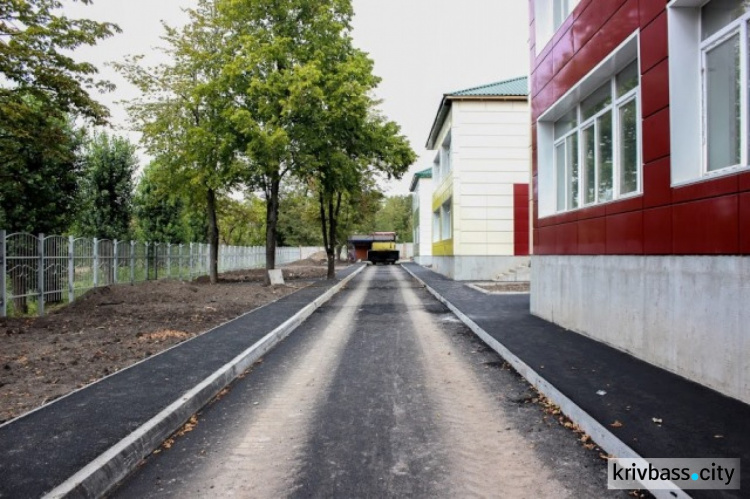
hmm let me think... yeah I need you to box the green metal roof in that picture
[409,167,433,192]
[448,76,528,97]
[415,167,432,178]
[426,76,529,149]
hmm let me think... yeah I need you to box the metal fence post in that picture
[167,243,171,279]
[1,230,5,317]
[38,233,45,317]
[189,242,194,279]
[93,238,99,288]
[68,235,74,303]
[145,242,150,281]
[113,239,119,284]
[130,241,135,284]
[178,243,184,280]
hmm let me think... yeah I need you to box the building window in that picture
[441,199,452,240]
[433,210,441,242]
[701,0,749,172]
[535,0,581,51]
[668,0,750,184]
[440,132,452,178]
[550,60,640,213]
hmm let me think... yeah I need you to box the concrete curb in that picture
[402,264,689,499]
[44,264,367,499]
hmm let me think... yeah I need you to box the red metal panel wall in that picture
[529,0,750,256]
[513,184,530,256]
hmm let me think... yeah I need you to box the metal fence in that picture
[0,230,322,318]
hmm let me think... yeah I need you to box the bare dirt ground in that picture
[0,254,344,424]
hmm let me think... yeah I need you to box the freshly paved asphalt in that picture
[111,265,619,498]
[0,265,361,499]
[403,262,750,499]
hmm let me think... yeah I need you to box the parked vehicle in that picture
[367,232,400,265]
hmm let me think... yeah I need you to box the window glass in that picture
[705,33,742,170]
[582,125,596,204]
[597,112,614,201]
[442,200,452,239]
[567,134,580,208]
[556,143,567,211]
[616,60,639,97]
[619,99,639,194]
[702,0,749,40]
[581,82,612,121]
[554,108,578,139]
[433,211,440,241]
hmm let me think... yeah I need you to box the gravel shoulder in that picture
[0,257,345,424]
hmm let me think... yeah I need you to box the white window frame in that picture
[441,199,452,241]
[433,210,441,242]
[668,0,750,185]
[699,7,750,174]
[537,33,641,218]
[552,77,641,212]
[535,0,582,53]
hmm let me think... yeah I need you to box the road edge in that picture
[402,264,689,499]
[44,264,367,499]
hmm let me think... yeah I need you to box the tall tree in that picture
[73,132,137,239]
[116,0,240,283]
[218,0,358,280]
[0,0,119,126]
[291,44,416,277]
[0,102,83,234]
[0,0,119,233]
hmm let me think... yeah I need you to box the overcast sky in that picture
[63,0,530,196]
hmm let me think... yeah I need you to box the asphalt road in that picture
[110,265,627,498]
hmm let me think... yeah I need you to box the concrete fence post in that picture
[38,233,45,317]
[0,230,5,317]
[68,236,74,303]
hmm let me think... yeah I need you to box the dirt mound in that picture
[0,277,306,424]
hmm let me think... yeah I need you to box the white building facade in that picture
[409,168,433,265]
[426,77,532,281]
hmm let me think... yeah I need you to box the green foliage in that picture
[116,0,243,282]
[277,187,324,247]
[0,0,120,125]
[0,1,117,234]
[217,196,266,246]
[373,195,414,242]
[133,161,192,243]
[72,132,137,239]
[0,100,84,234]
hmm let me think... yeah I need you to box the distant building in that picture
[409,167,433,265]
[425,77,531,281]
[530,0,750,403]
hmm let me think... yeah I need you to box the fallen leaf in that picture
[652,417,663,425]
[610,420,623,428]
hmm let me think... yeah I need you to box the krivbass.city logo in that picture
[608,458,740,490]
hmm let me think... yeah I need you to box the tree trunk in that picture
[264,176,281,285]
[207,188,219,284]
[325,192,342,280]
